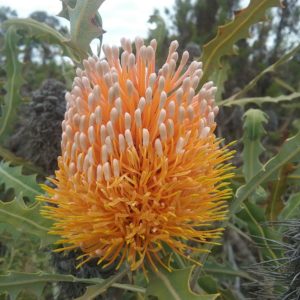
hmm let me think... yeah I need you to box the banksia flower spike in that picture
[40,38,234,272]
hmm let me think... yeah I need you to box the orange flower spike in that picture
[39,37,234,272]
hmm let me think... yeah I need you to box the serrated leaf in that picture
[242,109,268,182]
[200,0,282,83]
[221,92,300,107]
[3,18,85,63]
[231,131,300,213]
[146,267,219,300]
[58,0,77,19]
[0,27,23,143]
[279,192,300,221]
[0,197,56,247]
[0,161,42,200]
[67,0,104,54]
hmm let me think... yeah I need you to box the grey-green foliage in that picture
[58,0,105,55]
[0,161,42,200]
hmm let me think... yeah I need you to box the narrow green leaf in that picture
[279,192,300,221]
[3,18,85,62]
[0,27,23,143]
[209,59,230,103]
[266,164,292,221]
[229,43,300,100]
[242,109,268,182]
[0,161,42,200]
[231,131,300,213]
[0,197,56,246]
[75,269,127,300]
[0,272,94,300]
[146,267,219,300]
[200,0,282,83]
[238,201,280,260]
[203,261,255,281]
[0,270,133,300]
[221,92,300,107]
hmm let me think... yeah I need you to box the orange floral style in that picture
[39,38,234,272]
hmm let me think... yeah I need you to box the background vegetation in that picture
[0,0,299,299]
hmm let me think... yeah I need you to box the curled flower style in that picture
[40,37,234,272]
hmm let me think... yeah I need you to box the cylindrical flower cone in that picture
[39,37,234,272]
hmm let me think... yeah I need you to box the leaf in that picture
[221,92,300,108]
[75,269,127,300]
[231,130,300,213]
[279,192,300,221]
[242,109,268,182]
[146,267,219,300]
[58,0,77,19]
[0,270,128,300]
[238,201,280,259]
[3,18,85,63]
[209,59,230,103]
[200,0,283,83]
[0,197,56,246]
[0,26,23,143]
[266,164,293,221]
[203,261,255,281]
[197,275,218,294]
[66,0,105,54]
[229,43,300,100]
[0,272,94,300]
[0,161,42,200]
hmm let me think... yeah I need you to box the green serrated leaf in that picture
[242,109,268,182]
[67,0,104,54]
[146,267,219,300]
[221,92,300,107]
[279,192,300,221]
[0,197,56,246]
[3,18,85,63]
[231,130,300,213]
[58,0,77,19]
[200,0,282,84]
[0,26,23,143]
[0,161,42,200]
